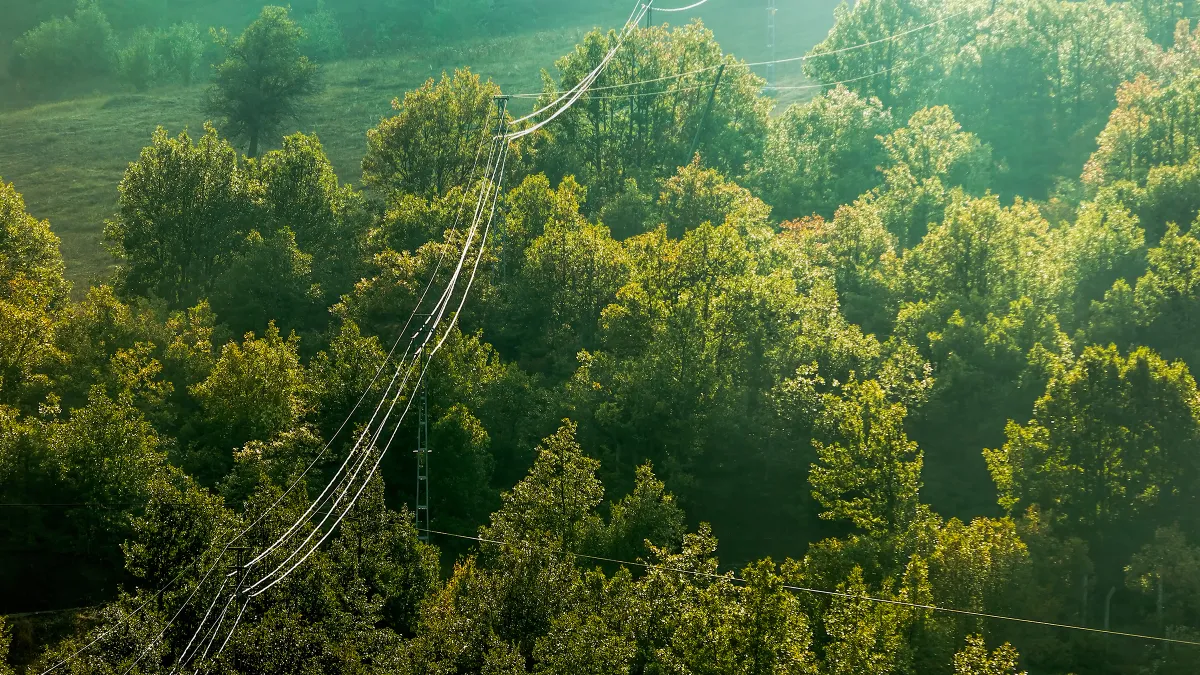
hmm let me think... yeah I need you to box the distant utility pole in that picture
[645,3,653,28]
[766,0,777,90]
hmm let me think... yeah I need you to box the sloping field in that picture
[0,0,838,287]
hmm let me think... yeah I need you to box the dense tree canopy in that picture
[8,3,1200,674]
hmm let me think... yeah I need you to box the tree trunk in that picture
[249,129,260,158]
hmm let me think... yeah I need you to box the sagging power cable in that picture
[423,528,1200,649]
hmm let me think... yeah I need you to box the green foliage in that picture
[309,319,386,438]
[371,186,469,257]
[953,635,1026,675]
[810,379,923,535]
[947,0,1152,196]
[751,85,895,221]
[114,21,207,92]
[804,0,948,111]
[809,0,1154,197]
[0,386,167,610]
[880,106,991,195]
[362,68,501,198]
[486,420,604,548]
[821,566,915,675]
[532,611,635,675]
[299,1,346,61]
[492,173,589,279]
[653,557,818,675]
[155,22,205,86]
[507,209,627,376]
[598,178,655,240]
[189,323,311,477]
[106,126,360,335]
[105,124,253,307]
[207,5,320,157]
[601,463,685,561]
[0,178,69,305]
[1127,0,1197,46]
[0,616,12,675]
[530,21,771,207]
[0,179,69,407]
[1085,76,1197,187]
[18,6,1200,674]
[658,157,772,241]
[985,345,1200,553]
[928,517,1032,618]
[12,0,116,90]
[210,228,321,337]
[1131,223,1200,364]
[1124,526,1200,629]
[903,194,1053,319]
[431,403,495,528]
[1057,190,1146,320]
[255,131,367,291]
[117,27,158,92]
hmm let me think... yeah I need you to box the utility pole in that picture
[766,0,777,91]
[645,2,653,28]
[414,316,433,542]
[1157,573,1165,634]
[414,355,430,542]
[493,96,510,279]
[229,545,251,594]
[1104,586,1116,630]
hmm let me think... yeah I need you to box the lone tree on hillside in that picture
[206,6,319,157]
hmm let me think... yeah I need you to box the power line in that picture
[764,32,951,91]
[244,103,517,599]
[506,7,971,99]
[505,1,653,139]
[511,0,649,125]
[655,0,711,11]
[422,528,1200,649]
[38,78,509,675]
[502,28,954,108]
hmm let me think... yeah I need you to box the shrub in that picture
[155,23,205,86]
[13,0,116,87]
[299,1,346,61]
[118,27,159,92]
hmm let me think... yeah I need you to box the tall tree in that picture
[530,21,770,208]
[810,379,924,535]
[104,125,254,307]
[750,86,894,221]
[0,178,69,305]
[985,345,1200,558]
[0,180,68,406]
[207,5,320,158]
[363,68,502,198]
[485,420,604,549]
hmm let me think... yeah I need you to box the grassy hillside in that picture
[0,0,839,288]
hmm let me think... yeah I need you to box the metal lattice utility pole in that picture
[766,0,777,90]
[414,329,431,542]
[494,96,511,279]
[230,545,251,594]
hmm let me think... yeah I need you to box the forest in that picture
[2,0,1200,673]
